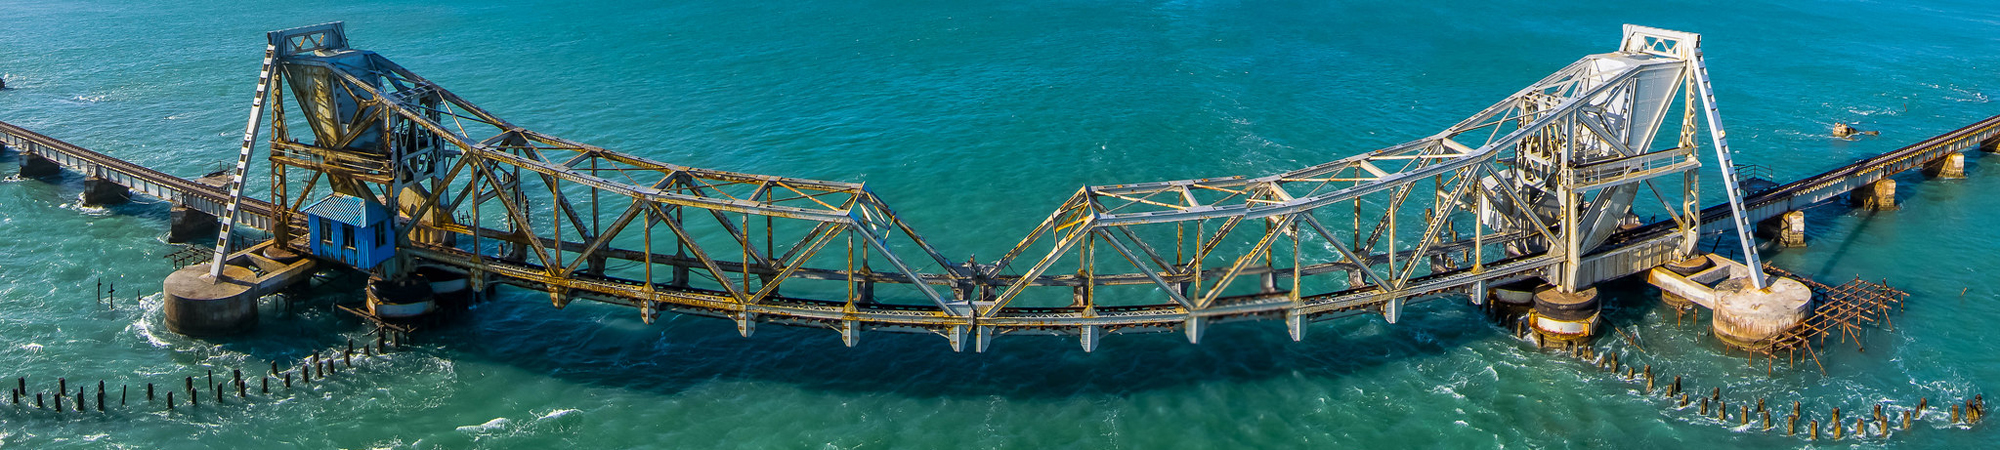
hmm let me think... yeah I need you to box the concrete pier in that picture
[1851,179,1898,211]
[1758,210,1807,248]
[162,265,260,336]
[18,153,59,178]
[1710,277,1811,350]
[162,242,317,336]
[1656,256,1713,310]
[167,205,219,243]
[80,176,130,205]
[1648,255,1810,350]
[1924,153,1965,179]
[416,266,473,311]
[1486,279,1540,321]
[366,276,436,319]
[1531,287,1600,346]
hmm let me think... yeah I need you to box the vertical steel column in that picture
[208,42,279,279]
[1691,49,1769,290]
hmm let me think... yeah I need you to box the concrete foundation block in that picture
[160,242,316,338]
[1852,179,1898,211]
[1711,277,1811,350]
[163,265,260,336]
[1923,153,1965,179]
[367,275,437,319]
[80,176,129,205]
[1532,287,1600,344]
[1766,210,1807,248]
[167,205,219,243]
[1482,279,1542,322]
[1490,281,1539,306]
[18,153,59,178]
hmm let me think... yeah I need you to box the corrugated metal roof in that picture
[303,194,385,225]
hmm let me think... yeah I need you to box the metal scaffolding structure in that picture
[244,23,1734,350]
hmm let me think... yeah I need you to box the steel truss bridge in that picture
[15,24,1985,352]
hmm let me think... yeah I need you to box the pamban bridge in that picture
[2,23,1991,362]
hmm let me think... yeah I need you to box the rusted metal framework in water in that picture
[1754,265,1909,373]
[231,23,1735,351]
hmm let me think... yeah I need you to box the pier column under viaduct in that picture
[1757,210,1807,248]
[1852,179,1898,211]
[18,153,58,178]
[167,206,218,243]
[80,176,129,205]
[1924,153,1966,179]
[1531,286,1600,349]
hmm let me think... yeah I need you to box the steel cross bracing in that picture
[248,23,1722,351]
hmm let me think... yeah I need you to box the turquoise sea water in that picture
[3,0,2000,447]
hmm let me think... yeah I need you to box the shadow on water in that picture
[1804,208,1882,281]
[1797,169,1946,281]
[385,287,1510,400]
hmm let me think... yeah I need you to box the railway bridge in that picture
[4,23,1994,352]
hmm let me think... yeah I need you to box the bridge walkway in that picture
[0,120,279,232]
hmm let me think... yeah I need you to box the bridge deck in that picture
[3,113,1995,342]
[1608,114,2000,247]
[0,121,278,232]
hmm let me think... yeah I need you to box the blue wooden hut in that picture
[303,194,396,269]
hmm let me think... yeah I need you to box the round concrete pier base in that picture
[367,276,436,319]
[1661,291,1694,310]
[162,265,260,336]
[1711,277,1811,350]
[1532,287,1601,345]
[1491,282,1538,306]
[415,267,472,311]
[1486,280,1541,322]
[262,245,303,264]
[1662,256,1713,276]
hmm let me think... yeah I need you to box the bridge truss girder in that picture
[252,23,1718,351]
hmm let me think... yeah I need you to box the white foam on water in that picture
[130,314,171,349]
[1429,383,1465,400]
[456,417,510,434]
[537,408,582,421]
[60,201,110,216]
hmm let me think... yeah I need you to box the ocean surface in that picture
[3,0,1999,448]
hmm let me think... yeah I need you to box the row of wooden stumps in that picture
[1564,347,1985,440]
[4,328,412,415]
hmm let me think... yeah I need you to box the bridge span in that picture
[4,23,1995,351]
[0,121,279,233]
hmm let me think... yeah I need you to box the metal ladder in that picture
[1691,49,1770,290]
[207,43,278,280]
